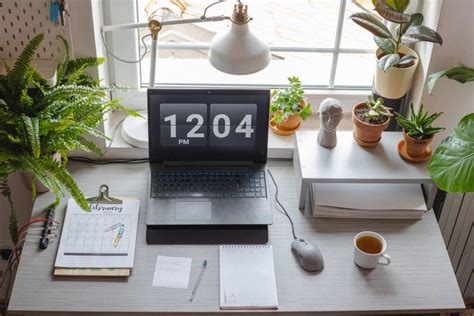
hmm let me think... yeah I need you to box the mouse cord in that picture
[267,169,298,240]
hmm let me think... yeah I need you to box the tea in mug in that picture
[356,235,383,254]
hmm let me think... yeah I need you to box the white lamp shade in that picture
[208,23,271,75]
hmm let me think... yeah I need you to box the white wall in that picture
[420,0,474,148]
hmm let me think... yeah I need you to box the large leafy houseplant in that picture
[349,0,443,99]
[427,64,474,193]
[350,0,443,71]
[0,33,137,243]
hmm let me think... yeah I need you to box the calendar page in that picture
[55,198,140,268]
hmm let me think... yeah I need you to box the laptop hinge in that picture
[163,161,254,167]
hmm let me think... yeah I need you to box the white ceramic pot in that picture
[374,46,419,99]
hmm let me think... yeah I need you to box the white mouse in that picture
[291,238,325,271]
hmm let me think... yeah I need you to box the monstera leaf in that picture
[429,113,474,193]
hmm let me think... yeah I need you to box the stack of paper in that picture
[219,245,278,310]
[54,198,140,277]
[311,183,427,219]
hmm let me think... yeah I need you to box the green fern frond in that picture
[66,57,105,76]
[8,33,44,86]
[21,116,41,158]
[56,35,70,83]
[0,177,18,244]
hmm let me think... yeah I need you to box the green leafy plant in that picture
[0,33,138,243]
[426,64,474,193]
[270,77,312,125]
[365,95,393,121]
[428,64,474,94]
[395,103,444,140]
[428,114,473,193]
[349,0,443,71]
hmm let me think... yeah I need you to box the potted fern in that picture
[269,76,312,135]
[0,33,137,244]
[395,104,444,162]
[352,95,393,147]
[349,0,443,99]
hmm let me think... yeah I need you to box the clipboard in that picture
[86,184,122,205]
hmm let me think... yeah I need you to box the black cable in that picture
[267,169,298,240]
[69,157,149,164]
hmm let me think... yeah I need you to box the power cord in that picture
[100,31,151,64]
[69,157,149,164]
[267,169,298,240]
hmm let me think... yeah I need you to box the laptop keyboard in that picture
[151,171,267,199]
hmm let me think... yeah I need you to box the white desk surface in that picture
[8,160,465,315]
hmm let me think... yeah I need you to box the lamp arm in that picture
[101,15,227,33]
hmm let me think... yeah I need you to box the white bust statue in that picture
[318,98,343,148]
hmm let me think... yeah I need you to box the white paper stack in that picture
[311,183,427,219]
[219,245,278,310]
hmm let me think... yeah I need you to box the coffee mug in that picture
[353,231,391,269]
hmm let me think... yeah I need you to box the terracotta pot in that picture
[352,103,390,147]
[403,130,433,158]
[270,99,307,133]
[374,46,419,99]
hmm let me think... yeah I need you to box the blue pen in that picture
[189,260,207,302]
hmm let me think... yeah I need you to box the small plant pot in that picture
[374,46,419,99]
[352,103,390,147]
[269,99,306,135]
[403,130,433,158]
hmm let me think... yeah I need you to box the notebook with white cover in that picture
[219,245,278,310]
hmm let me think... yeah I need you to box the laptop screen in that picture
[148,89,269,164]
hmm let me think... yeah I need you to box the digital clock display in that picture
[148,89,269,163]
[159,103,257,147]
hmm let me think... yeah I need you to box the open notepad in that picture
[219,245,278,310]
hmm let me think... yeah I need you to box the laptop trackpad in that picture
[174,202,212,220]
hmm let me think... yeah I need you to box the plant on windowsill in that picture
[269,76,312,136]
[0,33,139,244]
[349,0,443,99]
[352,95,393,147]
[395,104,444,163]
[426,64,474,192]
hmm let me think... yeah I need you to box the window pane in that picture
[140,51,332,87]
[334,53,373,87]
[137,1,340,48]
[340,0,377,49]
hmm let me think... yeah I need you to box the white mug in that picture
[353,231,391,269]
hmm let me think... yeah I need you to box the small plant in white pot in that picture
[349,0,443,99]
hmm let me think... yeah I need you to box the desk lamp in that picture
[101,1,271,148]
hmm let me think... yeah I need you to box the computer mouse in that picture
[291,238,324,272]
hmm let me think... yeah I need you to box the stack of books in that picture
[311,183,427,219]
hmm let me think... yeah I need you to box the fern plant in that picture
[0,33,138,244]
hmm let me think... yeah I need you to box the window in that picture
[104,0,376,88]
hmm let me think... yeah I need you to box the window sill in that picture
[103,110,355,160]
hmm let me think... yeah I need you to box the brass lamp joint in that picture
[230,2,252,25]
[148,20,162,40]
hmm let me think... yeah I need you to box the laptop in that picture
[146,89,272,244]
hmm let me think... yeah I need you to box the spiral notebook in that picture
[219,245,278,310]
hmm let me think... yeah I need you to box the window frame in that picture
[103,0,375,110]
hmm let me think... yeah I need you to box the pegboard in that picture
[0,0,71,60]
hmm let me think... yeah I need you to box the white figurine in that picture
[318,98,343,148]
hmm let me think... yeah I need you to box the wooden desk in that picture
[8,161,465,315]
